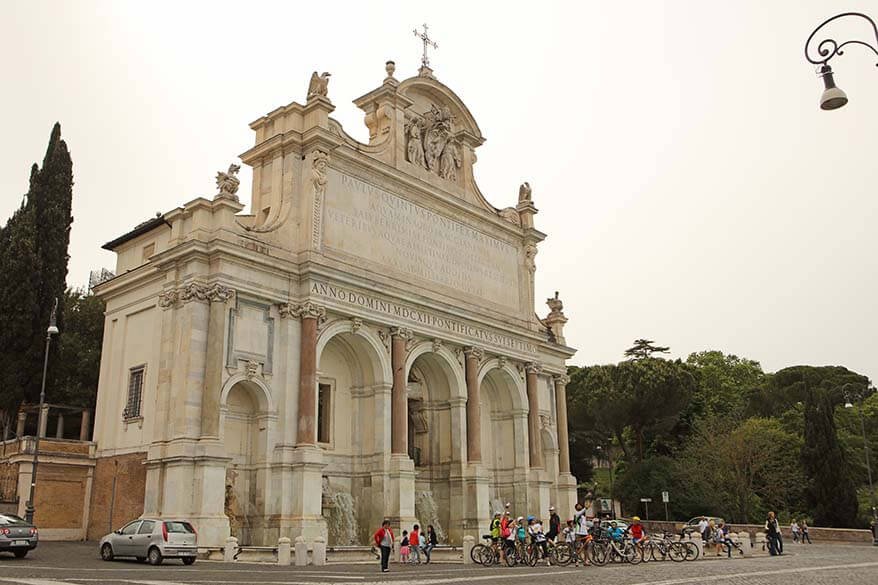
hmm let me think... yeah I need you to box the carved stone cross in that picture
[413,23,438,68]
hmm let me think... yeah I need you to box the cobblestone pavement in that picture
[0,542,875,585]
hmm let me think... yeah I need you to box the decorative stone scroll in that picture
[404,104,462,182]
[158,282,236,309]
[525,362,543,375]
[311,149,330,248]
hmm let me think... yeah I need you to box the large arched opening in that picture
[316,322,391,545]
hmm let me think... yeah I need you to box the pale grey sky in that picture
[1,1,876,381]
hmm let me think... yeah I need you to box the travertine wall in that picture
[33,463,89,530]
[86,453,146,539]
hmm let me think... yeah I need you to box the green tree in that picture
[624,339,670,360]
[0,123,74,435]
[802,380,861,527]
[685,350,764,421]
[53,289,105,408]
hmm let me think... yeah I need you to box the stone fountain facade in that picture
[90,61,577,548]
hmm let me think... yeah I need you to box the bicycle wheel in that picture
[685,541,699,561]
[470,543,490,565]
[624,542,642,565]
[503,544,517,567]
[589,541,609,566]
[552,543,573,566]
[668,541,687,562]
[525,544,539,567]
[639,543,652,563]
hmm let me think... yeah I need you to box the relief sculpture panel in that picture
[322,169,520,310]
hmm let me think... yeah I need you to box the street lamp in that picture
[804,12,878,110]
[843,385,877,546]
[24,298,59,524]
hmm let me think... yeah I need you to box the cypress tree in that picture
[0,123,73,432]
[802,381,860,527]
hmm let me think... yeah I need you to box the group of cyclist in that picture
[480,502,662,567]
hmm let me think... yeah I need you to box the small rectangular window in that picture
[317,382,331,443]
[142,243,155,262]
[125,366,145,419]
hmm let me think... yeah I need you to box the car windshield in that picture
[0,514,28,526]
[164,521,195,534]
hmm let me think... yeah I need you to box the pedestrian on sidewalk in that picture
[424,525,437,564]
[765,512,781,556]
[801,520,812,544]
[410,524,421,564]
[547,506,561,542]
[400,530,410,563]
[373,520,394,573]
[790,519,800,543]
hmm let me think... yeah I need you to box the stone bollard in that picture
[312,536,326,566]
[294,536,308,566]
[462,535,475,565]
[277,537,291,566]
[754,532,766,553]
[223,536,238,563]
[740,533,752,557]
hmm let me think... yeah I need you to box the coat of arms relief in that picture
[405,104,462,182]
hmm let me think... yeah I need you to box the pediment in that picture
[397,77,485,147]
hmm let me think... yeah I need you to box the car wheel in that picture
[147,547,163,566]
[100,543,114,561]
[13,549,28,558]
[182,557,196,565]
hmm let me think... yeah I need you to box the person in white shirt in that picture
[573,503,590,539]
[697,517,709,541]
[790,519,800,543]
[527,517,550,566]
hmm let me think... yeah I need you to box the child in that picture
[400,530,410,564]
[563,520,576,545]
[528,516,550,566]
[410,524,421,564]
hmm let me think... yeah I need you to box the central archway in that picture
[405,342,466,542]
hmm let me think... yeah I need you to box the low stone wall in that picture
[641,520,872,543]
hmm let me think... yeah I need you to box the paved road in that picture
[0,542,875,585]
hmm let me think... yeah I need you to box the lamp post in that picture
[805,12,878,110]
[24,298,59,525]
[843,385,877,546]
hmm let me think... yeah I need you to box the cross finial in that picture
[413,23,438,69]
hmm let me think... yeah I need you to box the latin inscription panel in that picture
[322,170,520,309]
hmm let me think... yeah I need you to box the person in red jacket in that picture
[373,520,394,572]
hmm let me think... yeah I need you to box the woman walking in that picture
[801,520,812,544]
[373,520,394,573]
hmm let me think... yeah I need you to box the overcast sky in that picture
[2,1,876,382]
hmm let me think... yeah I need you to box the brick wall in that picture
[34,463,89,529]
[86,453,147,539]
[0,460,17,501]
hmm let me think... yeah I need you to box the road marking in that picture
[624,561,878,585]
[0,579,73,585]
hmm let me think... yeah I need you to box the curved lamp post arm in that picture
[805,12,878,67]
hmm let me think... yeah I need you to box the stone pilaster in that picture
[553,374,576,520]
[464,346,483,463]
[525,363,543,469]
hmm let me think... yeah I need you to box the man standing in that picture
[373,520,394,572]
[698,516,709,541]
[547,506,561,542]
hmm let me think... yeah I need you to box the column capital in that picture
[553,374,570,386]
[389,326,413,340]
[525,362,543,375]
[278,301,327,321]
[463,346,484,360]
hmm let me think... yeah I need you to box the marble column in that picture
[525,363,543,469]
[553,375,571,473]
[464,346,483,463]
[390,327,410,455]
[38,404,49,439]
[296,303,325,445]
[16,411,26,438]
[79,410,91,441]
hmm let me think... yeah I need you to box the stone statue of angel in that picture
[439,141,461,181]
[406,120,427,168]
[518,181,532,203]
[216,164,241,200]
[308,71,331,99]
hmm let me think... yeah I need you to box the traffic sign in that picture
[662,491,669,503]
[640,497,652,502]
